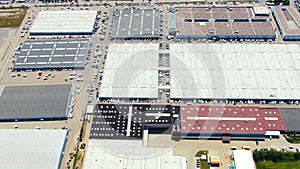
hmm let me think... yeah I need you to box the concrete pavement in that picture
[148,134,300,169]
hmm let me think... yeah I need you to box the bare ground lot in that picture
[0,8,27,28]
[0,28,11,45]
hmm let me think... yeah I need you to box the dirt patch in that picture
[0,8,27,28]
[0,28,11,45]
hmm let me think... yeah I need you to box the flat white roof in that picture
[0,129,68,169]
[253,7,269,15]
[30,10,97,34]
[86,105,94,114]
[83,139,186,169]
[233,150,256,169]
[99,43,159,98]
[170,43,300,99]
[265,130,280,136]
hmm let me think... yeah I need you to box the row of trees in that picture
[285,133,300,144]
[40,0,75,3]
[253,149,300,163]
[267,0,290,5]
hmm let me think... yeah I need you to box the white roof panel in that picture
[0,129,68,169]
[30,10,97,34]
[253,7,269,15]
[99,43,159,98]
[170,43,300,99]
[82,140,186,169]
[86,105,94,114]
[265,130,280,136]
[232,150,256,169]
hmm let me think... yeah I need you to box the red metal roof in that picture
[179,106,286,134]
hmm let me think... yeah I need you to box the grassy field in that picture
[195,150,210,169]
[254,149,300,169]
[195,150,208,157]
[256,160,300,169]
[0,8,27,28]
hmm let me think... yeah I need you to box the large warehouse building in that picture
[99,43,159,99]
[170,43,300,101]
[0,129,68,169]
[111,9,161,39]
[83,140,186,169]
[98,43,300,102]
[13,39,88,70]
[0,84,73,121]
[232,150,256,169]
[90,104,180,139]
[170,7,276,40]
[272,6,300,41]
[30,10,98,35]
[177,106,286,140]
[90,103,286,141]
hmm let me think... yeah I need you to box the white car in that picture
[68,114,73,119]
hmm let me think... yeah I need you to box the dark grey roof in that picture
[281,108,300,131]
[0,84,73,121]
[13,39,88,70]
[111,9,161,39]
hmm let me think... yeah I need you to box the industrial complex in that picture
[90,104,289,141]
[1,1,300,169]
[99,43,300,102]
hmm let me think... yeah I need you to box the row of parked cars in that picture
[294,0,300,12]
[259,146,299,153]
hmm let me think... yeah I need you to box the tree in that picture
[282,153,294,162]
[283,0,290,5]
